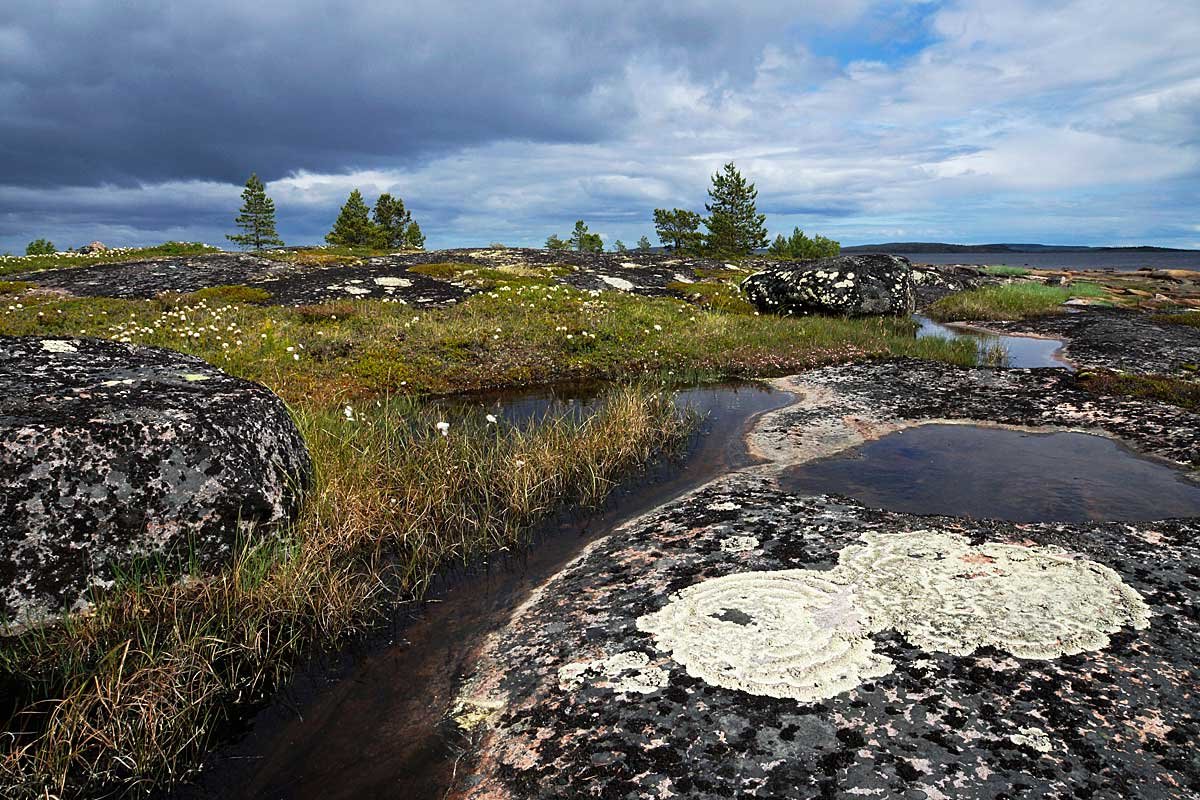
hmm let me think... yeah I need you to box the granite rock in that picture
[0,336,311,624]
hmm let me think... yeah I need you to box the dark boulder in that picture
[0,336,312,625]
[741,253,917,317]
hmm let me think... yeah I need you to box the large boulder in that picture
[741,253,917,317]
[0,336,312,625]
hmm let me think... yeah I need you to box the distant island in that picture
[842,242,1196,254]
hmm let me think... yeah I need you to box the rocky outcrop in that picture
[741,253,917,317]
[0,336,311,625]
[449,360,1200,800]
[13,248,744,307]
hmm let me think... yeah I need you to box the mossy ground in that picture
[0,243,218,278]
[1076,369,1200,413]
[0,281,980,407]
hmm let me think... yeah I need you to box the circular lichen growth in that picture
[638,530,1151,702]
[839,531,1151,659]
[636,570,893,702]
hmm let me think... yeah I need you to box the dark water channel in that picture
[914,314,1071,369]
[782,423,1200,523]
[173,382,792,800]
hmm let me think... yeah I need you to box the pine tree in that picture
[404,220,426,250]
[25,238,56,255]
[653,208,702,253]
[371,193,412,249]
[546,233,569,251]
[568,220,603,252]
[768,227,840,261]
[637,235,652,251]
[227,173,283,251]
[702,162,768,259]
[326,189,375,247]
[614,239,627,253]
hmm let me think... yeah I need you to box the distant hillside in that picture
[842,242,1194,254]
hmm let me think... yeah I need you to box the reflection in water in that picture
[781,424,1200,523]
[914,315,1071,370]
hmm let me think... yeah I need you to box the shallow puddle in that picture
[172,381,792,800]
[914,314,1071,369]
[781,423,1200,523]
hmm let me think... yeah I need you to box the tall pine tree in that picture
[371,193,413,248]
[702,162,768,259]
[227,173,283,251]
[326,190,375,246]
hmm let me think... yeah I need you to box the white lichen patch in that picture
[839,531,1151,659]
[373,276,412,287]
[599,275,635,291]
[719,535,760,553]
[178,373,210,382]
[707,501,742,511]
[1010,726,1054,753]
[638,530,1150,702]
[40,339,78,353]
[636,571,893,702]
[558,650,669,695]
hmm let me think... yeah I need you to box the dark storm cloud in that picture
[0,1,831,188]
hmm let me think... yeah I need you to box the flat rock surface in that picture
[0,336,311,623]
[983,308,1200,375]
[451,361,1200,800]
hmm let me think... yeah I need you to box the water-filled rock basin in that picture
[914,314,1071,369]
[781,423,1200,522]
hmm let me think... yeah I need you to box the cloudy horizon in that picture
[2,0,1198,253]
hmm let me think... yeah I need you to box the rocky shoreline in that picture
[449,360,1200,799]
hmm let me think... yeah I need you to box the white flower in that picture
[514,459,526,467]
[436,421,450,436]
[653,324,662,331]
[344,405,355,421]
[486,414,497,424]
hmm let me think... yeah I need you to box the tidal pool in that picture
[914,314,1071,369]
[780,423,1200,523]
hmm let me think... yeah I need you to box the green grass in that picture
[0,243,218,278]
[925,281,1110,322]
[1076,370,1200,413]
[979,265,1031,277]
[667,279,757,314]
[0,385,690,797]
[0,282,981,407]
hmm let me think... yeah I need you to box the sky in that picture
[1,0,1198,253]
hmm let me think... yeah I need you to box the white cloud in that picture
[2,0,1198,250]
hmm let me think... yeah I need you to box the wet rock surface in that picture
[451,361,1200,799]
[0,336,311,624]
[742,254,917,317]
[982,307,1200,375]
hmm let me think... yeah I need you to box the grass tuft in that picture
[925,282,1109,322]
[1076,370,1200,413]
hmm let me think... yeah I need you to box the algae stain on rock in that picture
[637,530,1150,702]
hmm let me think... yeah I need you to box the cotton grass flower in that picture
[486,414,497,424]
[435,421,450,436]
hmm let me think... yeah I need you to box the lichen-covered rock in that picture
[0,336,311,624]
[741,253,917,316]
